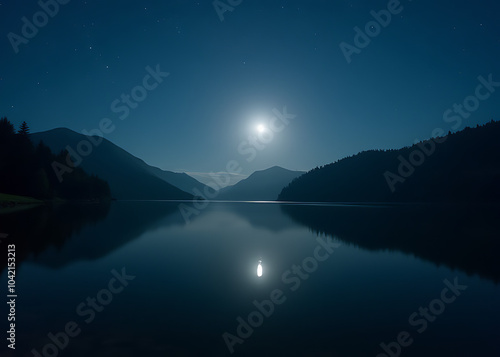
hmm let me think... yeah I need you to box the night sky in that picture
[1,0,499,181]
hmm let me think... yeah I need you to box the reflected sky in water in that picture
[1,201,499,356]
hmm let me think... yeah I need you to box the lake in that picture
[1,201,499,357]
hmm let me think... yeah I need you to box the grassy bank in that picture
[0,193,44,214]
[0,192,43,204]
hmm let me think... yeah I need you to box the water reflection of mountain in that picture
[1,201,181,271]
[215,201,297,232]
[281,203,500,283]
[29,201,183,269]
[0,202,111,273]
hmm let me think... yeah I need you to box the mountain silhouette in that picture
[0,118,110,201]
[218,166,304,201]
[279,121,500,203]
[30,128,205,200]
[145,165,208,195]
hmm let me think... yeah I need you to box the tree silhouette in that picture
[0,117,15,137]
[18,121,30,135]
[0,118,111,201]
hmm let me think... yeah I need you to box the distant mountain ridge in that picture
[217,166,304,201]
[145,165,208,195]
[278,121,500,203]
[30,128,207,200]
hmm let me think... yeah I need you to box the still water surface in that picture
[1,201,499,356]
